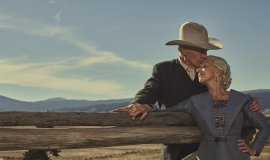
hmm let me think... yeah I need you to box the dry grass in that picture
[0,144,270,160]
[0,144,161,160]
[251,146,270,160]
[0,126,269,160]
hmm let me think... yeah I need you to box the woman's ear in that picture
[215,69,222,77]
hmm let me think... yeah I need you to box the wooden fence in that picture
[0,112,268,151]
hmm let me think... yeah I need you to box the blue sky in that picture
[0,0,269,101]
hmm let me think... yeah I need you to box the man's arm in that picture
[112,103,153,120]
[249,97,260,112]
[238,99,270,156]
[239,97,260,150]
[132,63,162,105]
[113,64,163,120]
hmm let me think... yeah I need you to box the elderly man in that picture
[114,22,259,160]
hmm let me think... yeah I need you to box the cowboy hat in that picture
[166,22,222,50]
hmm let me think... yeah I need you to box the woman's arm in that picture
[166,98,192,113]
[242,100,270,156]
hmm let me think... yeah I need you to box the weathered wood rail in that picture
[0,112,199,151]
[0,112,268,151]
[0,112,196,126]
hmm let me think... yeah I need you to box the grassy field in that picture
[0,144,269,160]
[0,144,161,160]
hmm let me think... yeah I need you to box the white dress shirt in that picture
[179,58,196,81]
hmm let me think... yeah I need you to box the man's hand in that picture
[237,139,257,156]
[249,97,260,112]
[111,103,153,120]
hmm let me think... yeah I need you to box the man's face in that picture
[181,47,207,68]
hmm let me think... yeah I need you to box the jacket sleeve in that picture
[243,100,270,156]
[131,63,162,105]
[165,98,192,113]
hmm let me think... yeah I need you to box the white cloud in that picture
[0,13,151,97]
[49,0,65,4]
[0,14,12,21]
[0,59,124,95]
[0,13,152,70]
[80,52,152,70]
[54,10,63,24]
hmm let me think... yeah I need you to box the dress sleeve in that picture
[243,100,270,156]
[165,98,192,113]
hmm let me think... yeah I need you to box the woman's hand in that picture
[237,139,257,156]
[111,103,153,120]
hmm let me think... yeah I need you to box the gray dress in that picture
[167,90,270,160]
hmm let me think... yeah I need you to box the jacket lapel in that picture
[172,59,187,91]
[224,90,252,135]
[172,59,200,92]
[193,90,252,136]
[193,93,217,136]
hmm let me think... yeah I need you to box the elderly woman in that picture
[114,55,270,160]
[164,55,270,160]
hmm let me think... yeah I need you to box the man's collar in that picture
[179,58,197,81]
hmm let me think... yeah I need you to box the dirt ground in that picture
[0,144,161,160]
[0,144,269,160]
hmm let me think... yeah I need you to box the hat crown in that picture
[180,22,209,44]
[165,21,222,50]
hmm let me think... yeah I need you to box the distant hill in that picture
[0,89,269,112]
[0,96,132,112]
[243,89,270,110]
[53,101,130,112]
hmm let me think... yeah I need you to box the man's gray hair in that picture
[208,55,232,90]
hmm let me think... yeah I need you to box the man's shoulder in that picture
[154,59,178,69]
[156,59,177,65]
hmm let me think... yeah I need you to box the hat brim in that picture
[165,37,222,50]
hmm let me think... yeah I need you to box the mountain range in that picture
[0,95,132,112]
[0,89,269,112]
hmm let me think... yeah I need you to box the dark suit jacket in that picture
[132,59,207,109]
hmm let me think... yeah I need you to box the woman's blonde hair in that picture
[208,55,232,90]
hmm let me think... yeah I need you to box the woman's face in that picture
[196,57,220,84]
